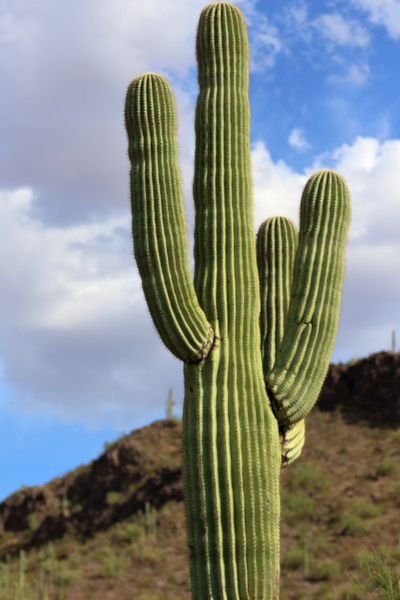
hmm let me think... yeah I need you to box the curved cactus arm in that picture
[280,419,305,467]
[266,170,351,427]
[256,216,305,466]
[125,74,214,363]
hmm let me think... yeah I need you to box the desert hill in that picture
[1,350,400,600]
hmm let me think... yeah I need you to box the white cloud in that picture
[0,0,203,225]
[288,128,311,151]
[349,0,400,38]
[252,141,307,230]
[313,12,370,47]
[249,19,282,70]
[311,136,400,360]
[1,134,400,425]
[0,188,182,428]
[328,63,370,85]
[252,135,400,363]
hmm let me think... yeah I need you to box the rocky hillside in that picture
[0,420,183,556]
[319,351,400,427]
[0,350,400,600]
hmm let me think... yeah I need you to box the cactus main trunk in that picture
[184,7,281,600]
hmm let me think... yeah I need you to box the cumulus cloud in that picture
[310,136,400,360]
[0,0,203,226]
[252,135,400,363]
[0,188,182,428]
[1,135,400,426]
[349,0,400,38]
[252,141,307,230]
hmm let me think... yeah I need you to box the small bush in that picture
[27,513,42,532]
[114,523,144,544]
[340,514,370,536]
[287,462,331,492]
[351,498,383,519]
[281,490,316,519]
[93,547,120,579]
[105,491,124,505]
[347,546,400,599]
[376,458,398,477]
[333,584,360,600]
[307,559,341,581]
[281,547,304,570]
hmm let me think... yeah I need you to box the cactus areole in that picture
[124,2,351,599]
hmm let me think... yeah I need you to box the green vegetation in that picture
[124,1,350,597]
[348,546,400,599]
[1,409,400,599]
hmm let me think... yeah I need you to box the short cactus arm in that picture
[125,74,214,363]
[266,170,351,427]
[256,216,305,466]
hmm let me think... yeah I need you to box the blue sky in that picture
[0,0,400,501]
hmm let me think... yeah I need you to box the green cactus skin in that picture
[256,216,305,468]
[124,2,351,599]
[125,73,214,364]
[265,170,351,429]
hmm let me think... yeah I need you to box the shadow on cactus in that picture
[124,2,351,599]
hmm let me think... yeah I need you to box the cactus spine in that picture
[124,2,351,599]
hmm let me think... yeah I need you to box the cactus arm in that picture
[256,216,306,466]
[266,170,351,427]
[256,217,298,378]
[124,74,214,363]
[280,419,306,467]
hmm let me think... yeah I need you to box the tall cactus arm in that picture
[266,170,351,427]
[125,74,214,363]
[256,217,298,378]
[256,216,305,467]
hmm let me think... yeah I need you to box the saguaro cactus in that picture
[124,2,351,599]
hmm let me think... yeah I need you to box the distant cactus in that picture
[165,388,176,420]
[124,2,351,598]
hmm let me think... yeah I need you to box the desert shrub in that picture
[347,546,400,599]
[286,462,331,492]
[340,514,370,536]
[27,513,42,532]
[93,547,120,579]
[392,542,400,562]
[333,584,361,600]
[114,522,144,544]
[103,440,117,452]
[105,491,124,505]
[376,458,398,477]
[58,562,81,585]
[307,559,341,581]
[281,547,304,570]
[340,551,359,571]
[351,498,383,519]
[281,490,316,519]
